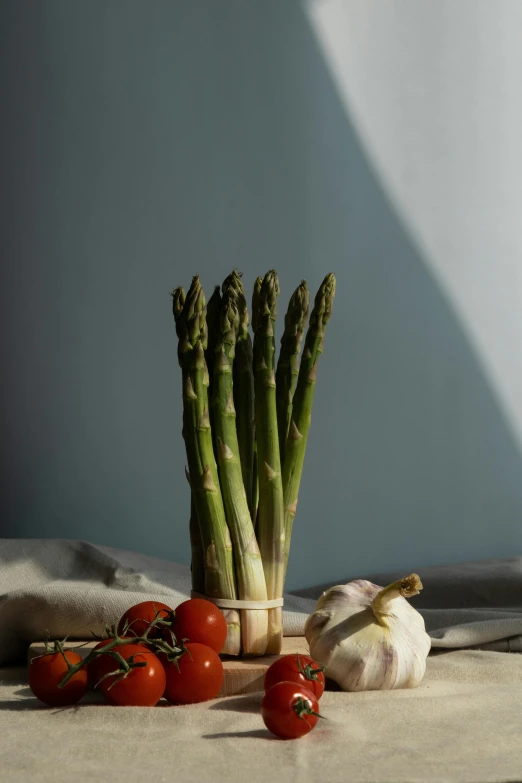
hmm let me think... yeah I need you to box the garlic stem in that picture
[370,574,423,622]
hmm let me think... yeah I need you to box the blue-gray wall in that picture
[2,0,521,589]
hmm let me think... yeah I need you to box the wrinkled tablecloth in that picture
[1,650,522,783]
[2,539,522,783]
[1,539,522,663]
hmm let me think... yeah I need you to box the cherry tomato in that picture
[29,650,87,707]
[160,642,224,704]
[88,639,112,689]
[264,654,326,700]
[261,681,321,739]
[117,600,174,639]
[87,638,148,689]
[171,598,227,654]
[98,644,166,706]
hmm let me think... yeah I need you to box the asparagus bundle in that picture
[173,278,240,654]
[171,270,336,656]
[211,285,268,654]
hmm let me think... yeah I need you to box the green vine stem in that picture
[33,611,187,690]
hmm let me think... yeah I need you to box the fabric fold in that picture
[1,539,521,664]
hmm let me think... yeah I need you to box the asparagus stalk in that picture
[251,276,263,334]
[172,286,186,322]
[175,276,240,654]
[204,286,222,394]
[282,273,336,575]
[212,286,269,654]
[187,496,205,593]
[275,281,310,462]
[204,286,222,459]
[253,270,285,654]
[172,287,205,595]
[251,276,263,532]
[222,271,256,522]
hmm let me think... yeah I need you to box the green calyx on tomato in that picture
[158,639,191,671]
[292,696,322,721]
[296,653,326,682]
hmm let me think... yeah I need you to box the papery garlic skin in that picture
[305,575,431,692]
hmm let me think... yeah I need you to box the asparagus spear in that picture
[212,286,269,654]
[222,271,256,521]
[282,273,336,575]
[204,285,222,458]
[172,287,205,595]
[172,286,186,322]
[175,276,240,653]
[204,286,222,393]
[251,276,263,531]
[253,270,285,654]
[184,471,205,593]
[275,281,310,462]
[251,276,263,334]
[187,498,205,593]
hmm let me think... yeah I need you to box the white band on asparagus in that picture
[190,592,284,610]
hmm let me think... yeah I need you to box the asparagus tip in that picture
[171,286,186,324]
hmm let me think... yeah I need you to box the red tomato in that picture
[264,654,326,700]
[98,644,166,706]
[87,639,113,689]
[117,600,174,639]
[29,650,87,707]
[160,642,224,704]
[261,682,321,739]
[87,638,148,689]
[171,598,227,654]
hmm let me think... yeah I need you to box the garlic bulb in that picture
[304,574,431,691]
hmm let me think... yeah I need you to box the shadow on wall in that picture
[1,0,521,589]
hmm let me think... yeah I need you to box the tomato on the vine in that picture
[88,639,114,689]
[264,654,326,700]
[87,638,149,689]
[117,600,174,639]
[29,650,87,707]
[171,598,227,654]
[98,644,166,706]
[261,682,321,739]
[160,642,223,704]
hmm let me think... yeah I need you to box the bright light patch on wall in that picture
[304,0,522,450]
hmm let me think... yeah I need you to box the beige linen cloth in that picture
[1,539,522,782]
[1,539,522,663]
[1,652,522,782]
